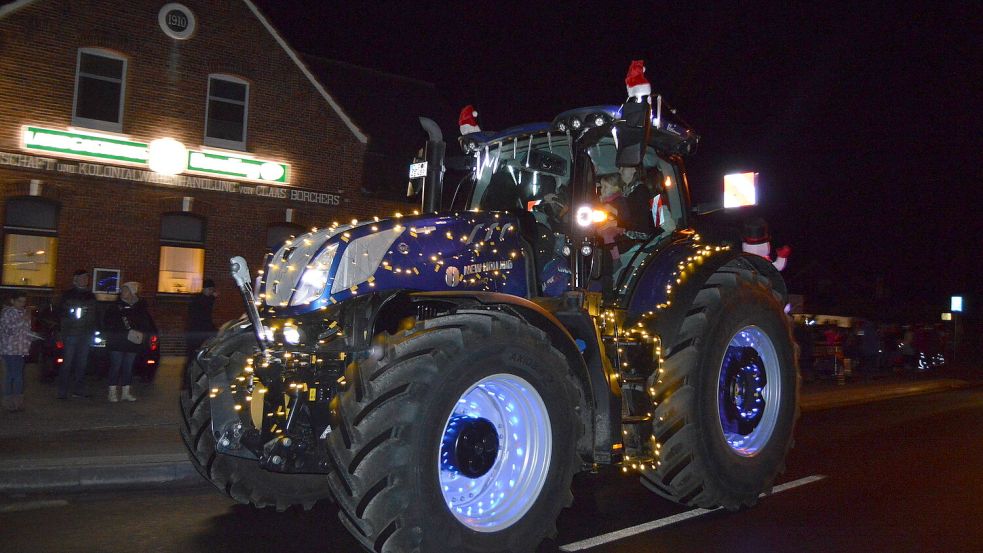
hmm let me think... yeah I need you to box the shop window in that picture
[266,222,306,251]
[72,48,127,132]
[158,213,205,294]
[205,75,249,150]
[2,197,59,288]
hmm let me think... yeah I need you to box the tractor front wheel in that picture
[326,310,584,553]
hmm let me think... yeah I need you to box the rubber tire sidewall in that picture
[413,336,578,552]
[694,282,798,500]
[181,329,333,510]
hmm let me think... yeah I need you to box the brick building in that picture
[0,0,422,353]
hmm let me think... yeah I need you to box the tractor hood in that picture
[260,212,529,316]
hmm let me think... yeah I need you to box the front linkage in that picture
[208,257,375,475]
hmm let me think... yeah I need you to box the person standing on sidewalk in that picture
[183,278,218,389]
[1,291,34,412]
[103,282,156,402]
[56,269,98,399]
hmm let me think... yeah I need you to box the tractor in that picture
[181,61,798,553]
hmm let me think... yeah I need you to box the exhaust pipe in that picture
[419,117,445,214]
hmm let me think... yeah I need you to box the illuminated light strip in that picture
[559,474,827,551]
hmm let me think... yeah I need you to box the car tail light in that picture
[56,340,64,350]
[150,335,159,351]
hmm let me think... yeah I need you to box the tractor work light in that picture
[723,172,758,208]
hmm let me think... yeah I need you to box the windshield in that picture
[587,137,686,236]
[466,133,572,212]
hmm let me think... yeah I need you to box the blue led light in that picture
[437,374,553,532]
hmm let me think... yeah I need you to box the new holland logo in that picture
[445,266,462,287]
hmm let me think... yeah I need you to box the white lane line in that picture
[560,474,827,551]
[0,499,70,513]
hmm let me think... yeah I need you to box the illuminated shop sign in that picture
[187,151,288,183]
[20,126,289,183]
[23,126,148,164]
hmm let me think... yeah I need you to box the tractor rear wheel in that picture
[641,265,799,510]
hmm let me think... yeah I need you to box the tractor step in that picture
[622,415,652,425]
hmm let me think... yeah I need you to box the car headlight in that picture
[290,243,339,306]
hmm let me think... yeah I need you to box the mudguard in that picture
[376,290,621,465]
[624,240,788,350]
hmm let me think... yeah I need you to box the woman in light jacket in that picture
[1,291,33,412]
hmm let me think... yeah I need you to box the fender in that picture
[373,290,621,466]
[626,242,788,352]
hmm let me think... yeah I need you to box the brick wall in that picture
[0,0,408,353]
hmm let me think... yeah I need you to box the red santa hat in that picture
[625,60,651,99]
[459,105,480,135]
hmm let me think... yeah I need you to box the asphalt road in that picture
[1,387,981,553]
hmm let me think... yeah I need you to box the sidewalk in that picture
[1,357,980,495]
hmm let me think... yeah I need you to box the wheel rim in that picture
[717,326,782,457]
[438,374,552,532]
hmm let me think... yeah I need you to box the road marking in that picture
[0,499,70,513]
[560,474,827,551]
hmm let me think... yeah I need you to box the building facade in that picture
[0,0,406,352]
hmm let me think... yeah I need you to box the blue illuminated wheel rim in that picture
[438,374,552,532]
[716,326,782,457]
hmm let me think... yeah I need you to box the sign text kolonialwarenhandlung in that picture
[0,151,341,206]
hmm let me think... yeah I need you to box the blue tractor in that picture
[181,62,798,553]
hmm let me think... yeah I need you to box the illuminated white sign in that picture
[21,126,289,183]
[23,126,148,164]
[951,296,963,312]
[187,151,288,183]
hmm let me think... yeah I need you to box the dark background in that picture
[252,1,980,320]
[2,0,972,319]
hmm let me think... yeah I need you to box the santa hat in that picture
[459,105,480,135]
[625,60,651,99]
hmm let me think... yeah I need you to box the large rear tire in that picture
[179,332,333,510]
[641,265,799,509]
[326,310,583,553]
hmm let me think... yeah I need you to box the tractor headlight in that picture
[290,243,338,306]
[282,325,301,345]
[331,228,403,294]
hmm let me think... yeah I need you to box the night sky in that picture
[215,3,983,318]
[253,1,980,319]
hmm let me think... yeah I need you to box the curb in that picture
[800,379,974,412]
[0,454,204,494]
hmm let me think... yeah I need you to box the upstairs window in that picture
[205,75,249,150]
[73,48,127,132]
[158,213,206,294]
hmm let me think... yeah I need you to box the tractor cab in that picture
[454,100,698,302]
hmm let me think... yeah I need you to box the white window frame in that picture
[204,74,249,151]
[71,48,127,133]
